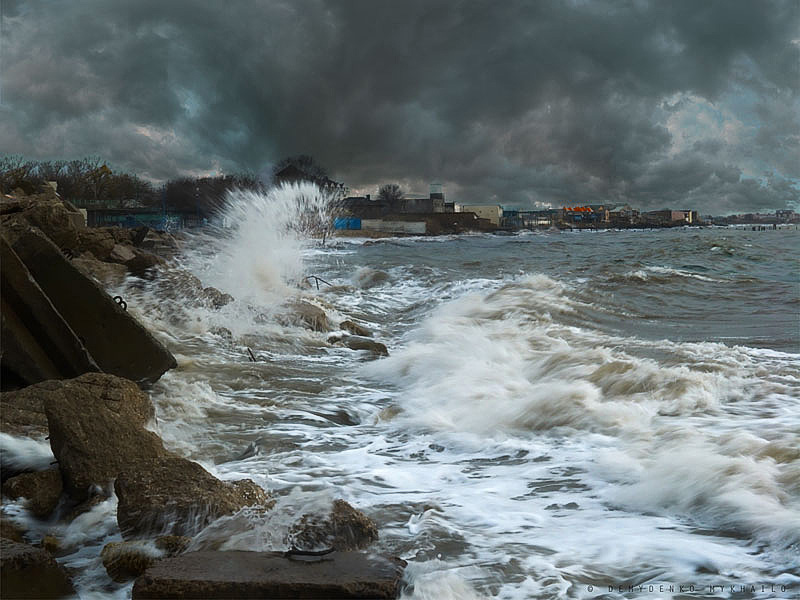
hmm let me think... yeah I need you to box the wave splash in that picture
[365,273,800,547]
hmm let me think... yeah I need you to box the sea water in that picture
[3,184,798,599]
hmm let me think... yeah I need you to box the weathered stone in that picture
[290,500,379,552]
[110,227,135,245]
[76,228,116,260]
[115,456,270,538]
[102,541,160,583]
[125,247,165,277]
[340,320,373,337]
[328,334,389,357]
[0,538,75,599]
[1,234,100,390]
[132,550,406,599]
[109,243,136,264]
[42,373,164,500]
[0,188,83,251]
[203,286,234,309]
[72,255,128,287]
[2,469,63,519]
[4,225,176,384]
[1,384,50,439]
[288,300,331,332]
[102,535,191,582]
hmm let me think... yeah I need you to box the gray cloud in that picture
[1,0,798,214]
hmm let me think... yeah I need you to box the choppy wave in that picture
[364,272,800,551]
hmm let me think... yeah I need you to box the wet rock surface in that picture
[0,537,75,599]
[115,456,270,538]
[328,333,389,356]
[43,373,164,500]
[340,320,373,337]
[101,536,191,582]
[291,499,379,552]
[1,469,63,519]
[0,381,51,440]
[132,550,406,599]
[288,299,332,332]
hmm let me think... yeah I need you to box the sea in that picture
[3,183,799,599]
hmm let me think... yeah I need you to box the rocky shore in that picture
[1,185,404,598]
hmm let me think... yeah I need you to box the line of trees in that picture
[1,154,343,218]
[0,156,263,216]
[0,156,160,207]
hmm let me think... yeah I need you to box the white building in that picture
[455,204,503,226]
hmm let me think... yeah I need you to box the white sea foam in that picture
[363,272,800,553]
[0,432,54,472]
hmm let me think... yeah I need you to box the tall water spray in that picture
[194,181,338,305]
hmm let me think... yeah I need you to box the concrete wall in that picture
[456,205,503,226]
[361,220,427,234]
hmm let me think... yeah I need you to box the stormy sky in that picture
[1,0,798,214]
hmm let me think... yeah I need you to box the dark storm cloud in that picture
[1,0,798,213]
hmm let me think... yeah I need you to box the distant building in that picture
[340,184,447,217]
[456,204,503,226]
[642,209,696,225]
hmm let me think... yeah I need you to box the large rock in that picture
[108,243,136,263]
[132,551,406,599]
[1,235,100,390]
[0,538,75,599]
[0,188,83,251]
[101,536,191,583]
[125,247,165,277]
[290,500,379,552]
[42,373,164,500]
[41,373,270,532]
[288,300,331,332]
[3,225,176,384]
[1,382,51,439]
[1,469,63,519]
[115,456,270,538]
[76,228,116,260]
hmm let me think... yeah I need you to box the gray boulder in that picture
[132,550,406,599]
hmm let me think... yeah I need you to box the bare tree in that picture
[377,183,403,203]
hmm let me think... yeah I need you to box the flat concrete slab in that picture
[132,550,406,599]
